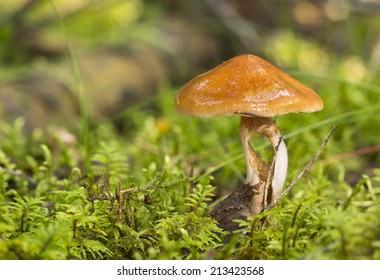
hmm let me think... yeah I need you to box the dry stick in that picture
[319,143,380,167]
[117,186,136,223]
[265,125,338,211]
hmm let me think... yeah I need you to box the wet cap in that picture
[174,54,323,118]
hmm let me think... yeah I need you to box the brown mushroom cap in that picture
[174,54,323,118]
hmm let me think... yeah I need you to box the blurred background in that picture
[1,0,380,189]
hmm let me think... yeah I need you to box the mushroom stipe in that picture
[209,125,336,234]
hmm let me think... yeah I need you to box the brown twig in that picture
[318,144,380,167]
[117,186,137,222]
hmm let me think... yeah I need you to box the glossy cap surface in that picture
[174,54,323,118]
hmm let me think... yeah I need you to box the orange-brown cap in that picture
[174,54,323,118]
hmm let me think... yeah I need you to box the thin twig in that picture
[118,184,123,223]
[318,143,380,167]
[117,185,137,223]
[265,125,338,210]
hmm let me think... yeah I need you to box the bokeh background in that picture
[1,0,380,189]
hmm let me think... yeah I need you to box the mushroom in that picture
[174,54,323,206]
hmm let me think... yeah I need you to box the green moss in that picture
[1,115,380,259]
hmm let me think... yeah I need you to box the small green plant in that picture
[0,121,225,259]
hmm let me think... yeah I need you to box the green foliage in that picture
[228,171,380,260]
[0,121,225,259]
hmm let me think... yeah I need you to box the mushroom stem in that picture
[240,117,268,186]
[239,116,288,201]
